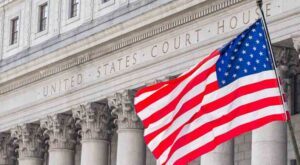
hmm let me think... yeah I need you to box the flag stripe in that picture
[170,114,285,165]
[137,56,219,126]
[135,85,167,105]
[141,66,216,127]
[135,19,287,165]
[151,83,280,158]
[165,105,285,165]
[144,81,218,143]
[135,50,220,98]
[135,53,220,114]
[144,70,276,138]
[146,73,278,154]
[164,95,282,162]
[203,70,277,105]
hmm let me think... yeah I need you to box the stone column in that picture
[40,114,76,165]
[251,46,294,165]
[201,141,233,165]
[73,102,111,165]
[11,124,44,165]
[108,90,146,165]
[0,133,14,165]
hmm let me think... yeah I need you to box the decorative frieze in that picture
[0,133,14,164]
[10,124,44,159]
[73,102,111,141]
[40,114,76,150]
[108,90,143,130]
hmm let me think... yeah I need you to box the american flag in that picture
[134,19,288,165]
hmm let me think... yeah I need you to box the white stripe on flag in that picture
[144,72,216,136]
[153,87,280,159]
[166,105,283,165]
[137,55,219,120]
[203,70,276,105]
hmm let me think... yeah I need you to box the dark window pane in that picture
[294,74,300,115]
[10,17,19,45]
[70,0,79,18]
[290,159,297,165]
[39,3,48,32]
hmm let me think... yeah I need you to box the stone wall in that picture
[234,133,252,165]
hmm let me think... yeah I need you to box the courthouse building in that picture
[0,0,300,165]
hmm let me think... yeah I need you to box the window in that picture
[102,0,110,3]
[293,74,300,115]
[39,3,48,32]
[10,17,19,45]
[290,159,297,165]
[70,0,79,18]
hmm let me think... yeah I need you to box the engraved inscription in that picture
[43,73,83,97]
[39,2,276,98]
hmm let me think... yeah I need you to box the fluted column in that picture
[251,46,292,165]
[73,102,111,165]
[11,124,44,165]
[108,90,146,165]
[41,114,76,165]
[201,141,233,165]
[0,133,14,165]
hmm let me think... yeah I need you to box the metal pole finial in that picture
[256,0,263,8]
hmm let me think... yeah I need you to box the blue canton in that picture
[216,19,273,87]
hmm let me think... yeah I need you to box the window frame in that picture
[98,0,115,10]
[290,159,297,165]
[10,17,19,45]
[38,2,48,32]
[69,0,79,18]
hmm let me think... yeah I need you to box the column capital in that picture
[40,114,76,150]
[11,124,44,159]
[0,133,14,164]
[108,90,143,130]
[273,46,299,77]
[73,102,111,141]
[293,35,300,52]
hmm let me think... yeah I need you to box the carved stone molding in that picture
[0,133,14,164]
[10,124,44,159]
[293,36,300,53]
[0,0,245,95]
[273,46,300,78]
[108,90,143,130]
[73,102,111,141]
[40,114,76,150]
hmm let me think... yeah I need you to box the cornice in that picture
[0,0,245,95]
[0,0,15,8]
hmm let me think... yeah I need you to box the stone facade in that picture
[0,0,300,165]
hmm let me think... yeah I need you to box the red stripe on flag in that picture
[135,50,220,98]
[149,79,279,157]
[163,96,283,162]
[144,81,219,144]
[171,114,286,165]
[200,79,279,114]
[142,66,217,127]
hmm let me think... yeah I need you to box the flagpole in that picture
[256,0,300,164]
